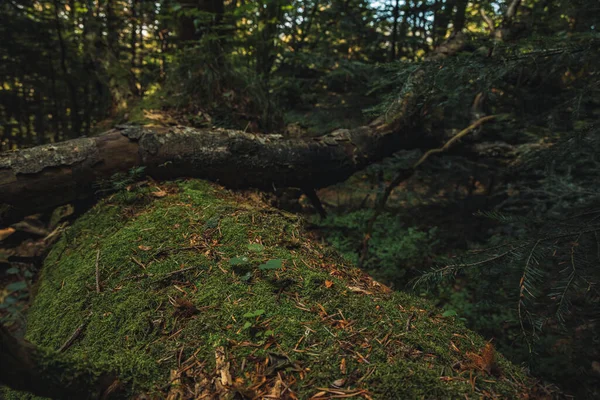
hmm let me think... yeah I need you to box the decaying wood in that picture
[0,123,430,219]
[0,324,119,399]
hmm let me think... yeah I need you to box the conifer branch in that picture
[359,115,498,268]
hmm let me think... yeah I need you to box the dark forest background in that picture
[1,0,599,397]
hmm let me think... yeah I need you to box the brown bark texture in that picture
[0,123,429,220]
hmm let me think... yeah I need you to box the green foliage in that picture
[258,259,283,270]
[411,122,600,397]
[418,220,600,395]
[162,39,284,131]
[310,4,600,396]
[316,209,439,287]
[0,0,433,144]
[3,0,600,396]
[247,243,265,252]
[0,0,167,149]
[369,34,600,130]
[93,166,147,195]
[0,263,35,326]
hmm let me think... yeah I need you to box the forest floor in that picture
[0,95,593,397]
[2,179,545,399]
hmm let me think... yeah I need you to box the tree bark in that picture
[453,0,468,32]
[0,324,118,399]
[0,122,432,220]
[53,0,82,137]
[432,0,455,45]
[176,0,224,44]
[389,0,400,61]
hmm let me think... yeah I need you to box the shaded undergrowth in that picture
[3,179,537,399]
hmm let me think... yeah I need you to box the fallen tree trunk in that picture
[0,324,119,399]
[0,122,431,220]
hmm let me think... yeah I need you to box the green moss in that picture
[126,87,176,126]
[4,180,533,399]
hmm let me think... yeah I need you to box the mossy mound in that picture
[5,180,533,399]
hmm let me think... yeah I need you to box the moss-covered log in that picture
[2,180,536,399]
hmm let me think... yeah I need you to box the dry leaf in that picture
[49,204,74,229]
[0,287,9,303]
[12,219,48,236]
[325,280,334,288]
[332,378,346,388]
[0,249,15,263]
[215,346,232,386]
[0,227,16,241]
[480,342,497,375]
[138,245,152,251]
[269,373,284,398]
[15,239,46,258]
[151,189,168,198]
[592,361,600,376]
[347,286,372,295]
[165,369,183,400]
[465,342,499,375]
[169,296,198,318]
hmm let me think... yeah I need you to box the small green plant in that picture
[258,259,283,271]
[241,309,273,339]
[229,256,249,266]
[94,166,147,195]
[247,243,265,252]
[0,264,34,325]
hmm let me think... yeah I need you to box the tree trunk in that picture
[0,121,433,220]
[176,0,224,44]
[53,0,82,137]
[256,1,282,77]
[453,0,468,32]
[432,0,455,45]
[130,0,139,96]
[106,0,120,59]
[389,0,400,61]
[0,324,118,399]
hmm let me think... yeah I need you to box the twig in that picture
[505,0,522,21]
[151,266,200,283]
[358,115,498,268]
[131,256,146,270]
[153,246,200,257]
[503,47,586,62]
[414,116,498,168]
[480,9,495,34]
[406,312,416,332]
[58,320,88,353]
[303,187,327,219]
[121,272,152,282]
[120,266,200,285]
[95,249,101,294]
